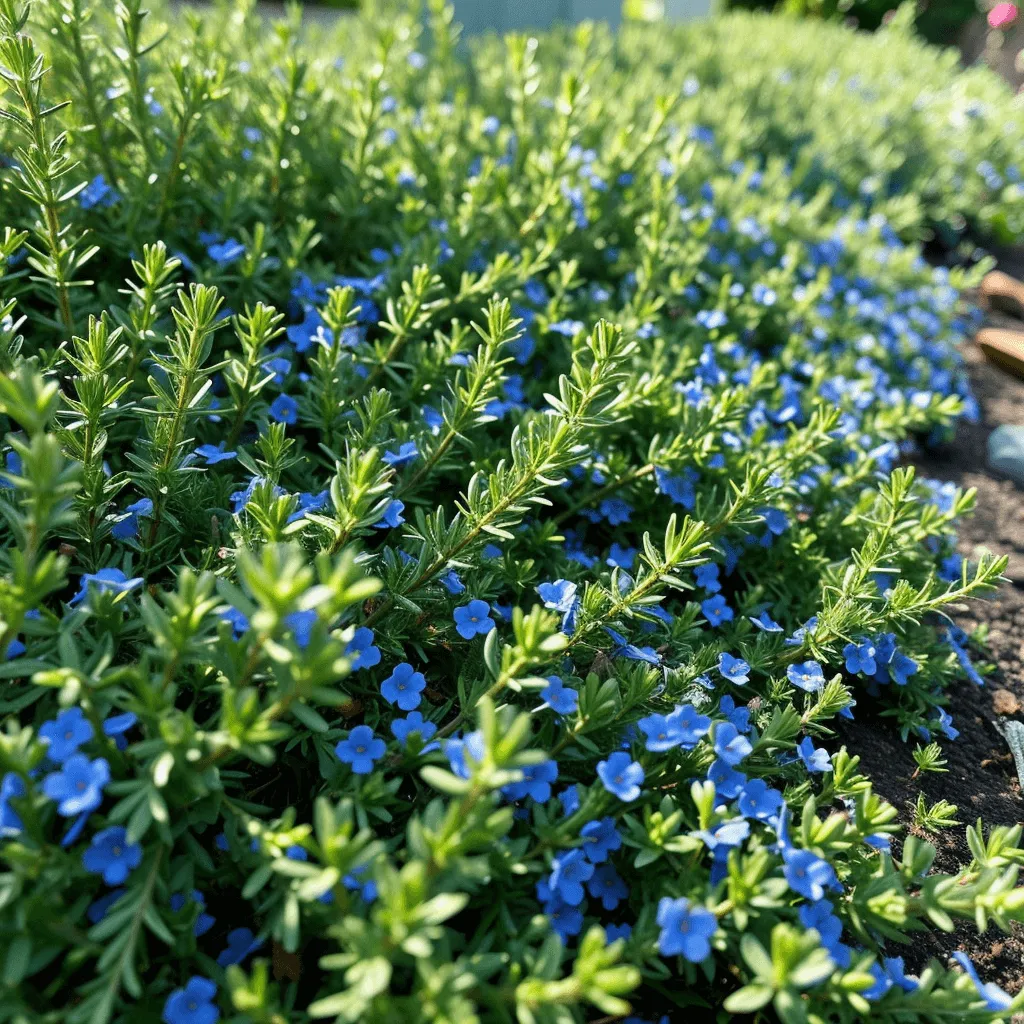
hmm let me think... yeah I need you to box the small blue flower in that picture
[216,927,263,967]
[440,569,465,594]
[537,579,580,635]
[503,760,558,803]
[453,600,495,640]
[605,628,661,665]
[380,662,426,711]
[695,563,721,593]
[701,594,733,627]
[587,864,628,911]
[194,443,237,465]
[718,652,750,685]
[269,394,298,424]
[111,498,154,540]
[207,238,245,265]
[656,897,717,961]
[719,695,751,733]
[170,890,216,937]
[69,568,144,607]
[749,610,783,632]
[80,175,119,210]
[889,651,918,685]
[713,722,752,766]
[738,779,784,821]
[372,499,405,529]
[797,736,832,773]
[599,498,632,525]
[284,609,317,649]
[655,466,698,509]
[935,707,959,741]
[390,711,437,748]
[0,773,25,837]
[783,847,837,901]
[345,627,381,670]
[596,752,644,801]
[42,754,110,816]
[334,726,385,775]
[843,640,876,675]
[382,442,419,467]
[951,953,1012,1012]
[162,976,219,1024]
[580,818,621,864]
[548,848,594,905]
[39,707,93,763]
[707,759,746,799]
[787,661,825,693]
[446,731,485,779]
[82,826,142,885]
[540,675,578,715]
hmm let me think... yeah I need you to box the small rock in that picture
[993,689,1020,716]
[987,425,1024,486]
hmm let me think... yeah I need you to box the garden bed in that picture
[848,310,1024,990]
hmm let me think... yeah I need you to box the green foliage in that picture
[0,1,1020,1022]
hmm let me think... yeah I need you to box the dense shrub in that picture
[0,1,1023,1021]
[721,0,979,46]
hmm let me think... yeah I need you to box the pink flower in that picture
[989,2,1018,28]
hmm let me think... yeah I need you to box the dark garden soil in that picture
[842,277,1024,991]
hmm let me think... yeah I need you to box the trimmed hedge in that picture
[0,2,1022,1023]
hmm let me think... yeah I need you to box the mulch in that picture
[841,275,1024,991]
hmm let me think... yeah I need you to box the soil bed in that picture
[843,303,1024,990]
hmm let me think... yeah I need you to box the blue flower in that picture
[372,499,405,529]
[162,976,219,1024]
[883,956,918,993]
[453,600,495,639]
[701,594,733,626]
[82,826,142,885]
[759,507,789,535]
[334,726,385,775]
[284,609,317,649]
[207,238,245,265]
[548,848,594,905]
[42,754,110,816]
[605,628,661,665]
[80,175,119,210]
[540,675,578,715]
[935,707,959,741]
[440,569,465,594]
[656,897,717,961]
[380,662,426,710]
[170,890,216,937]
[738,779,784,821]
[220,607,249,637]
[39,707,93,763]
[707,759,746,799]
[537,579,580,635]
[843,639,876,675]
[216,927,263,967]
[783,847,837,900]
[382,442,419,467]
[503,760,558,803]
[655,466,697,509]
[587,864,628,910]
[599,498,632,525]
[606,543,637,570]
[69,568,144,606]
[269,394,298,424]
[0,773,25,836]
[390,712,437,748]
[697,816,750,851]
[749,610,783,632]
[787,661,825,693]
[605,923,631,943]
[719,695,751,733]
[694,562,721,593]
[796,736,832,773]
[111,498,154,540]
[713,722,752,766]
[580,817,621,863]
[863,963,893,1002]
[446,731,485,779]
[345,627,381,670]
[194,443,237,465]
[596,752,644,801]
[718,652,750,685]
[890,651,918,685]
[537,885,585,940]
[952,953,1013,1011]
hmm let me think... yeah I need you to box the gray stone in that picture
[987,424,1024,486]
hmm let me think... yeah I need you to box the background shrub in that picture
[0,1,1022,1022]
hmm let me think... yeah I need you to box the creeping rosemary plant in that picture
[0,0,1022,1022]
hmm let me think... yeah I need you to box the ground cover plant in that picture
[1,1,1024,1021]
